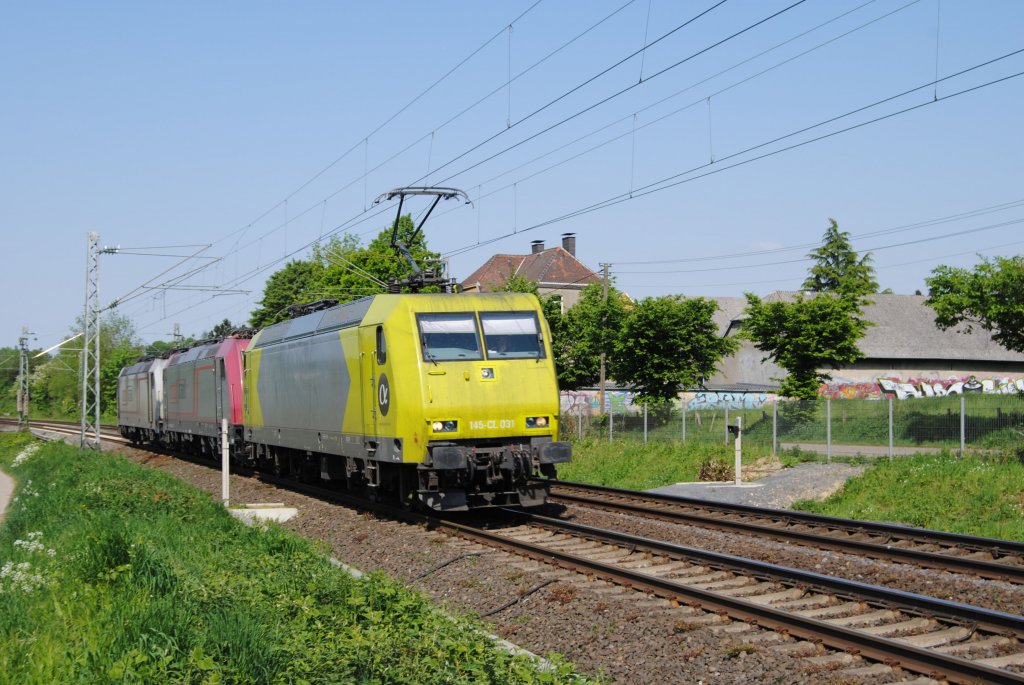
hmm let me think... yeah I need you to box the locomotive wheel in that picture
[398,469,417,511]
[271,451,288,477]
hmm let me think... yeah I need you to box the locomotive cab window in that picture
[481,311,544,359]
[417,313,483,361]
[375,325,386,365]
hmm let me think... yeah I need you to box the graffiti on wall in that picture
[559,389,776,414]
[818,382,883,400]
[876,375,1024,400]
[818,374,1024,400]
[685,391,771,410]
[559,390,638,416]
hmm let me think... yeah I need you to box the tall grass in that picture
[793,451,1024,541]
[0,434,586,684]
[557,438,759,490]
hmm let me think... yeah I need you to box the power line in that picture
[612,217,1024,274]
[614,196,1024,266]
[130,44,1024,337]
[424,0,809,188]
[124,1,828,330]
[207,1,549,252]
[431,0,919,222]
[442,49,1024,260]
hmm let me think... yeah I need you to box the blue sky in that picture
[3,0,1023,350]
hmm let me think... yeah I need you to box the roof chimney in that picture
[530,239,545,254]
[561,232,576,256]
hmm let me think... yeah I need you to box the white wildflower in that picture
[0,560,46,593]
[11,444,40,467]
[13,539,46,553]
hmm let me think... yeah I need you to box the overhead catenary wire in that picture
[203,0,809,298]
[130,48,1024,338]
[212,0,653,260]
[127,11,1022,339]
[614,196,1024,267]
[612,217,1024,274]
[206,1,548,252]
[423,0,808,188]
[616,236,1024,291]
[430,0,914,215]
[441,49,1024,261]
[131,0,883,328]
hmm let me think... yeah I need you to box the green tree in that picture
[203,319,237,340]
[30,312,142,417]
[554,282,627,390]
[742,293,869,399]
[926,255,1024,353]
[611,295,736,404]
[312,214,445,305]
[249,259,326,329]
[802,219,878,298]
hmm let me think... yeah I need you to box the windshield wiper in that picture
[422,343,439,366]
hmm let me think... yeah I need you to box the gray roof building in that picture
[710,292,1024,392]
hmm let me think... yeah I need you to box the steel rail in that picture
[449,511,1024,685]
[505,510,1024,634]
[543,478,1024,579]
[546,478,1024,554]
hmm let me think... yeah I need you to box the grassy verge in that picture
[793,451,1024,541]
[557,438,777,490]
[0,433,586,684]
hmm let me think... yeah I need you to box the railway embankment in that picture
[0,433,585,684]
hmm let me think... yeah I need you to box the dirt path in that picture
[781,441,945,457]
[0,469,13,524]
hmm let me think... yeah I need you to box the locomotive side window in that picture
[376,325,386,365]
[417,313,483,361]
[481,312,544,359]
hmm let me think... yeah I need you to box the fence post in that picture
[733,416,743,485]
[960,394,966,457]
[888,397,894,460]
[643,404,648,444]
[724,404,730,444]
[826,398,832,463]
[609,409,614,443]
[577,412,582,439]
[772,400,777,456]
[682,402,687,442]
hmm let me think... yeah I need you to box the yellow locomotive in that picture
[242,291,570,510]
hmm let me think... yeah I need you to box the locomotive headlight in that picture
[526,416,549,429]
[431,420,458,433]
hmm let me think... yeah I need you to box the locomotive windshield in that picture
[481,312,544,359]
[417,313,483,361]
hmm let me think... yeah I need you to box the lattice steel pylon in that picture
[17,326,30,431]
[80,232,102,450]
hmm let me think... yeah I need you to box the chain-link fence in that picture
[560,392,1024,458]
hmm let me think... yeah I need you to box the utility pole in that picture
[81,232,102,450]
[598,262,610,416]
[172,323,183,344]
[17,326,31,431]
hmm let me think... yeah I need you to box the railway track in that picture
[1,418,129,446]
[460,509,1024,684]
[213,470,1024,683]
[543,478,1024,584]
[12,419,1024,682]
